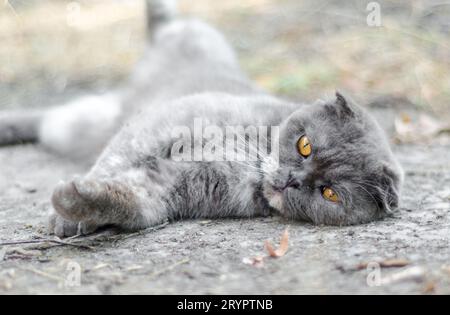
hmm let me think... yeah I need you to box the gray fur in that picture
[0,110,42,145]
[146,0,177,35]
[263,94,403,225]
[0,0,403,237]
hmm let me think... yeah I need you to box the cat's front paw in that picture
[51,178,105,222]
[51,176,140,232]
[48,213,98,238]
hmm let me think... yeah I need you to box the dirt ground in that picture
[1,0,450,295]
[0,108,449,295]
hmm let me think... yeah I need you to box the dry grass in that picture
[0,0,145,88]
[0,0,449,114]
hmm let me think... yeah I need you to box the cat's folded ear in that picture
[373,164,402,213]
[334,91,355,120]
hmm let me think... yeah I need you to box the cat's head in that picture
[262,92,403,225]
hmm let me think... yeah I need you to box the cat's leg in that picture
[49,156,269,237]
[51,177,157,230]
[145,0,238,68]
[49,158,263,237]
[49,157,175,237]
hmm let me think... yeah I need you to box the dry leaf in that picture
[380,266,426,285]
[379,259,410,268]
[0,280,13,291]
[422,281,436,294]
[265,228,289,258]
[441,265,450,276]
[394,113,449,143]
[357,258,410,270]
[242,228,290,268]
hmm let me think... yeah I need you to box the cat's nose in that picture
[283,177,300,190]
[273,175,299,191]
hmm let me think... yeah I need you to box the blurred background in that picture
[0,0,449,120]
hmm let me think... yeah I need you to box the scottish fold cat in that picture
[0,0,403,237]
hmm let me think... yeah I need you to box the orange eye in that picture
[297,135,312,157]
[322,187,339,202]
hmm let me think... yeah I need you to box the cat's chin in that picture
[262,183,285,214]
[268,193,284,213]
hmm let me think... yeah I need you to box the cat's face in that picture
[262,93,403,225]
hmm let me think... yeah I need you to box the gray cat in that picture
[0,0,403,237]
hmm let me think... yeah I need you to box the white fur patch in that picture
[39,93,121,157]
[268,192,284,211]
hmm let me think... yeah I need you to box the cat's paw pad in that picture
[48,213,78,237]
[51,178,105,222]
[48,213,98,238]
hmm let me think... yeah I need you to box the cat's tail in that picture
[0,93,123,160]
[0,110,43,146]
[146,0,178,36]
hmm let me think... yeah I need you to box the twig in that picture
[65,234,83,241]
[116,221,170,241]
[0,222,169,250]
[22,267,65,283]
[148,258,190,279]
[0,239,94,250]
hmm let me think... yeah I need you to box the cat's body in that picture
[0,0,403,237]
